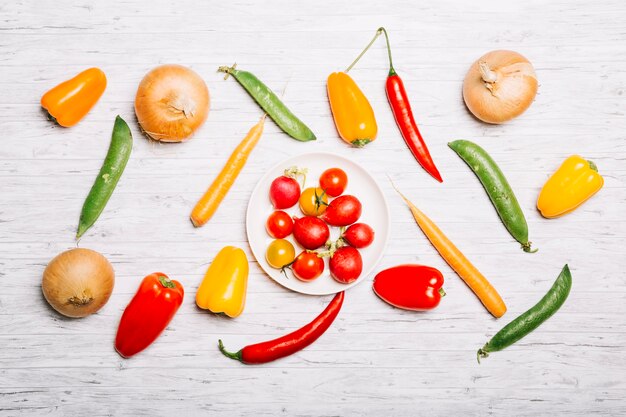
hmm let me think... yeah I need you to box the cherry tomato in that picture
[330,246,363,284]
[266,239,295,269]
[299,187,328,216]
[292,251,325,281]
[266,211,294,239]
[321,195,362,226]
[319,168,348,197]
[270,176,300,209]
[293,216,330,250]
[342,223,375,248]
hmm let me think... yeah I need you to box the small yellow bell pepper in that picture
[196,246,248,318]
[537,155,604,218]
[327,72,378,147]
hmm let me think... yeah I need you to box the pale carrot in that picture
[191,115,266,227]
[391,182,507,318]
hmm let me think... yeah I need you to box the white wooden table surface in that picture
[1,0,625,415]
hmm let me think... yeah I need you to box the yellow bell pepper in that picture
[537,155,604,218]
[327,72,378,147]
[196,246,248,318]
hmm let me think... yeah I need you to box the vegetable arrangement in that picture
[263,165,373,285]
[38,26,600,363]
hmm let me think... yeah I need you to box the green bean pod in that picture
[77,115,133,239]
[477,264,572,362]
[218,64,316,142]
[448,140,535,252]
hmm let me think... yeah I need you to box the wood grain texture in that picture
[1,0,625,415]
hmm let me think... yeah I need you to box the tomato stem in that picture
[345,29,384,73]
[284,166,308,189]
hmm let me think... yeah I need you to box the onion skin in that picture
[42,248,115,318]
[135,64,210,142]
[463,50,538,124]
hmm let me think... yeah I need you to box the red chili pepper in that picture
[115,272,184,358]
[373,265,445,311]
[219,291,344,364]
[379,28,443,183]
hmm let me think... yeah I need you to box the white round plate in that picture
[246,152,390,295]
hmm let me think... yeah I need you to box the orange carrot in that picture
[391,183,507,318]
[191,115,266,227]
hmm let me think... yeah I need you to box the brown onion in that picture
[463,50,538,124]
[135,64,210,142]
[42,248,115,318]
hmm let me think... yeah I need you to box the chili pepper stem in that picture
[218,339,243,362]
[345,29,384,73]
[439,288,446,297]
[587,160,598,172]
[218,63,237,80]
[377,27,396,76]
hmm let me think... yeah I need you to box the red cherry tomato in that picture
[266,211,294,239]
[330,247,363,284]
[319,168,348,197]
[292,251,325,281]
[321,195,362,226]
[269,176,300,209]
[342,223,375,248]
[293,216,330,250]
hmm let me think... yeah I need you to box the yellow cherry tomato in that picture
[265,239,295,269]
[299,187,328,216]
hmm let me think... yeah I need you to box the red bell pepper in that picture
[373,265,445,311]
[115,272,184,358]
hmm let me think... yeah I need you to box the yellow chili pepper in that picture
[196,246,249,318]
[41,68,107,127]
[327,72,378,147]
[537,155,604,218]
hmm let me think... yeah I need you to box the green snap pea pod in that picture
[218,64,316,142]
[477,264,572,362]
[77,115,133,239]
[448,140,536,253]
